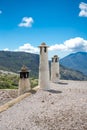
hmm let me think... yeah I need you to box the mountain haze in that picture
[60,52,87,76]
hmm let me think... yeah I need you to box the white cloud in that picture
[3,48,9,51]
[49,37,87,53]
[2,37,87,58]
[18,17,34,27]
[0,10,2,14]
[79,2,87,17]
[16,43,39,53]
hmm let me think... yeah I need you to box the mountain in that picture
[60,64,87,80]
[60,52,87,76]
[0,51,87,80]
[0,51,39,78]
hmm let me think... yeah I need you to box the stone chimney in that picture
[38,42,50,90]
[51,55,60,82]
[18,65,31,95]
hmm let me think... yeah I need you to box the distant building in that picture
[51,55,60,82]
[18,65,31,95]
[38,43,50,90]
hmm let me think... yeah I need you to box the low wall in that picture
[0,86,40,113]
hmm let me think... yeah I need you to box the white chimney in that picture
[51,55,60,82]
[38,43,50,90]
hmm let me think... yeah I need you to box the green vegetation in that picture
[0,72,38,89]
[30,78,38,88]
[0,74,19,89]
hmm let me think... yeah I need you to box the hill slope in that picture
[0,51,39,77]
[60,52,87,76]
[0,51,87,80]
[60,65,87,80]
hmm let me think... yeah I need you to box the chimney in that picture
[18,65,31,95]
[38,43,50,90]
[51,55,60,82]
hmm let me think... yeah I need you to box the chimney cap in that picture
[19,65,30,72]
[51,55,59,59]
[21,65,27,71]
[54,55,59,58]
[38,42,49,48]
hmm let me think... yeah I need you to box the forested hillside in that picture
[0,51,87,80]
[0,51,39,78]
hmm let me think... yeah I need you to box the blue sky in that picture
[0,0,87,59]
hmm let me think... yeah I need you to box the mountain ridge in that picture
[60,52,87,76]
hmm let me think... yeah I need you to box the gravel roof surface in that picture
[0,80,87,130]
